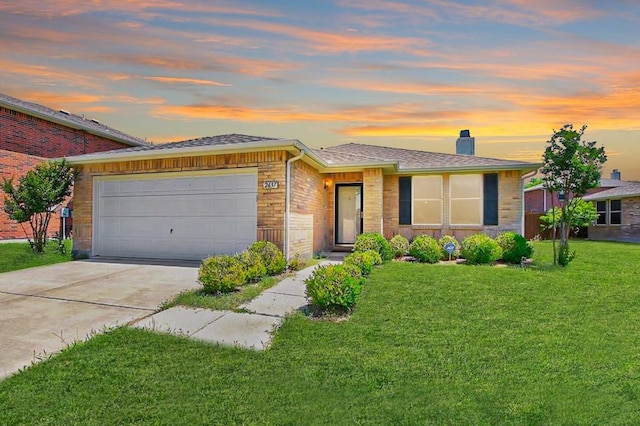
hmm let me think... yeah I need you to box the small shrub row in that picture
[198,241,286,294]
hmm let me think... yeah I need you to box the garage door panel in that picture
[95,171,258,260]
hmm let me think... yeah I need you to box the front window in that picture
[450,174,483,225]
[412,176,442,225]
[596,201,607,225]
[610,199,622,225]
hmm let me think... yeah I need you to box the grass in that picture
[0,239,73,273]
[162,276,279,312]
[1,240,640,424]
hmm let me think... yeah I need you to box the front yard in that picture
[1,240,640,424]
[0,239,72,273]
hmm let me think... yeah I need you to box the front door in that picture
[335,184,363,244]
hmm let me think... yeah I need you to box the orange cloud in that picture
[143,76,232,87]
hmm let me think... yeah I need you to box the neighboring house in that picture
[523,170,633,239]
[583,182,640,243]
[65,133,538,261]
[0,93,148,240]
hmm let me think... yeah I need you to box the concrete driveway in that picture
[0,260,199,379]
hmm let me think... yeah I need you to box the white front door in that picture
[94,170,257,260]
[336,185,362,244]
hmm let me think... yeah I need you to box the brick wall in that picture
[72,151,289,258]
[588,196,640,243]
[383,170,524,241]
[290,160,327,259]
[363,168,383,233]
[0,107,130,157]
[0,150,67,240]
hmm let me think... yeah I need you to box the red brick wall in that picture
[0,106,130,157]
[0,150,68,240]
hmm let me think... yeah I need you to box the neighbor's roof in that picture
[66,134,540,173]
[525,178,634,192]
[314,143,538,172]
[0,93,148,147]
[583,182,640,201]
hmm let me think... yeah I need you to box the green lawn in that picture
[2,240,640,424]
[0,239,73,273]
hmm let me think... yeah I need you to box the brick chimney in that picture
[456,129,475,155]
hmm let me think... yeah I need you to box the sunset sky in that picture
[1,1,638,179]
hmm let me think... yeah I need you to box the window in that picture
[596,201,607,225]
[596,199,622,225]
[610,199,622,225]
[412,176,442,225]
[450,175,483,225]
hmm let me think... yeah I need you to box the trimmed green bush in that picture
[408,234,441,264]
[236,250,267,282]
[495,232,533,264]
[305,264,364,310]
[389,234,410,258]
[461,234,502,265]
[438,235,461,260]
[353,232,393,261]
[248,241,286,275]
[344,250,381,276]
[198,255,247,294]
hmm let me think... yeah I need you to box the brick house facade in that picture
[67,135,538,261]
[0,93,147,240]
[583,182,640,243]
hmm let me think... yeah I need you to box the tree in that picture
[1,159,75,253]
[540,198,599,233]
[525,177,544,189]
[541,124,606,266]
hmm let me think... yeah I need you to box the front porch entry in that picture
[335,183,363,245]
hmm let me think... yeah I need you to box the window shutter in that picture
[399,176,412,225]
[483,173,499,225]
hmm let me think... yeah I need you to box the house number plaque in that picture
[263,180,279,189]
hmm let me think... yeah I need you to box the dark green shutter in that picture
[483,173,498,225]
[399,177,412,225]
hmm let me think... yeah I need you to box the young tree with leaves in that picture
[541,124,606,266]
[1,159,75,254]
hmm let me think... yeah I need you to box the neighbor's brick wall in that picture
[290,160,327,259]
[0,106,130,157]
[363,168,383,233]
[72,151,289,257]
[588,196,640,243]
[0,150,66,240]
[383,170,524,241]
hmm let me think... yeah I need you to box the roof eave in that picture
[398,163,540,174]
[66,138,311,165]
[318,161,399,173]
[0,100,147,147]
[584,191,640,201]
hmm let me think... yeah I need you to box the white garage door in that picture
[94,170,257,260]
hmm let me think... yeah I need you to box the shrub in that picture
[353,232,393,261]
[198,255,247,294]
[344,250,381,276]
[389,234,410,258]
[461,234,502,265]
[495,232,533,264]
[287,253,302,271]
[248,241,286,275]
[438,235,461,260]
[236,250,267,282]
[408,234,441,264]
[305,264,364,310]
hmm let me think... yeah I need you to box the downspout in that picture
[285,151,305,263]
[521,170,537,235]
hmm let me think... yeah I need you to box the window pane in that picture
[611,199,622,211]
[610,212,622,225]
[413,176,442,199]
[451,199,482,224]
[597,213,607,225]
[413,200,442,224]
[596,201,607,212]
[450,175,483,199]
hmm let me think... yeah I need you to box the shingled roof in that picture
[314,143,537,171]
[583,182,640,201]
[98,134,282,154]
[0,93,148,147]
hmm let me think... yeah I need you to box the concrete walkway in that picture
[132,261,337,350]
